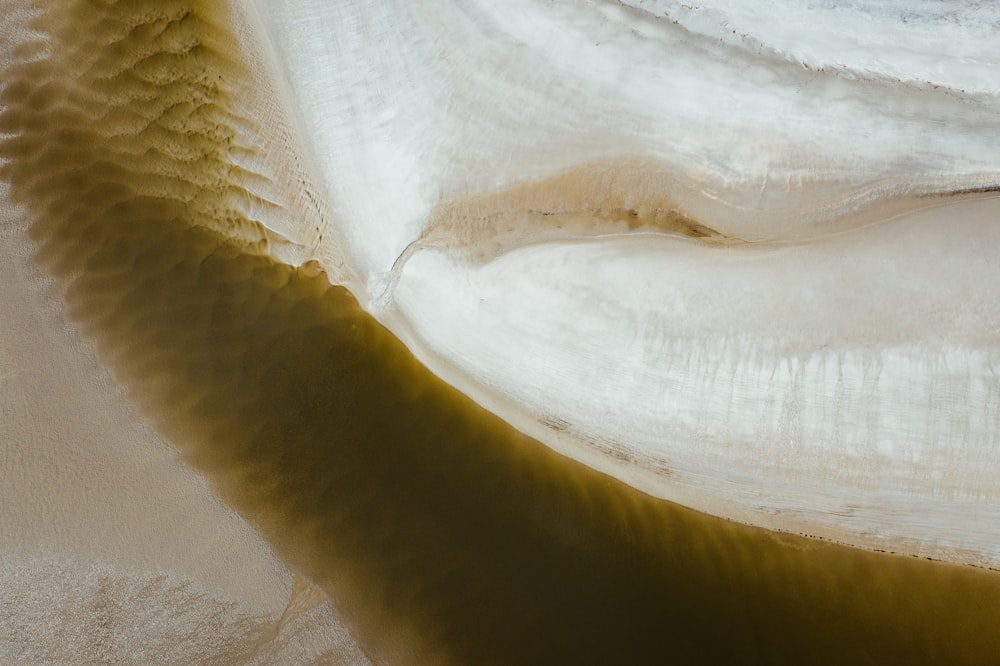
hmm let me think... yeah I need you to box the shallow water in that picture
[17,166,1000,666]
[3,1,1000,664]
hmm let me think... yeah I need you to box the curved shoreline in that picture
[3,0,1000,661]
[243,0,1000,570]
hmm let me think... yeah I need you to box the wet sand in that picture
[0,195,367,665]
[0,0,365,662]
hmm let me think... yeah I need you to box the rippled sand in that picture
[2,0,1000,663]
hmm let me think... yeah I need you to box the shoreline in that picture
[0,208,370,663]
[366,190,1000,571]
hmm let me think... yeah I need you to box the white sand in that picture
[251,0,1000,288]
[247,0,1000,567]
[392,195,1000,567]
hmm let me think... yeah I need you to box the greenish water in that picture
[3,1,1000,664]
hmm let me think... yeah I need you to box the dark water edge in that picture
[14,187,1000,666]
[3,1,1000,664]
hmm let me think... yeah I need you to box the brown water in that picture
[3,1,1000,664]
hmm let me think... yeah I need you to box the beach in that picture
[2,0,1000,662]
